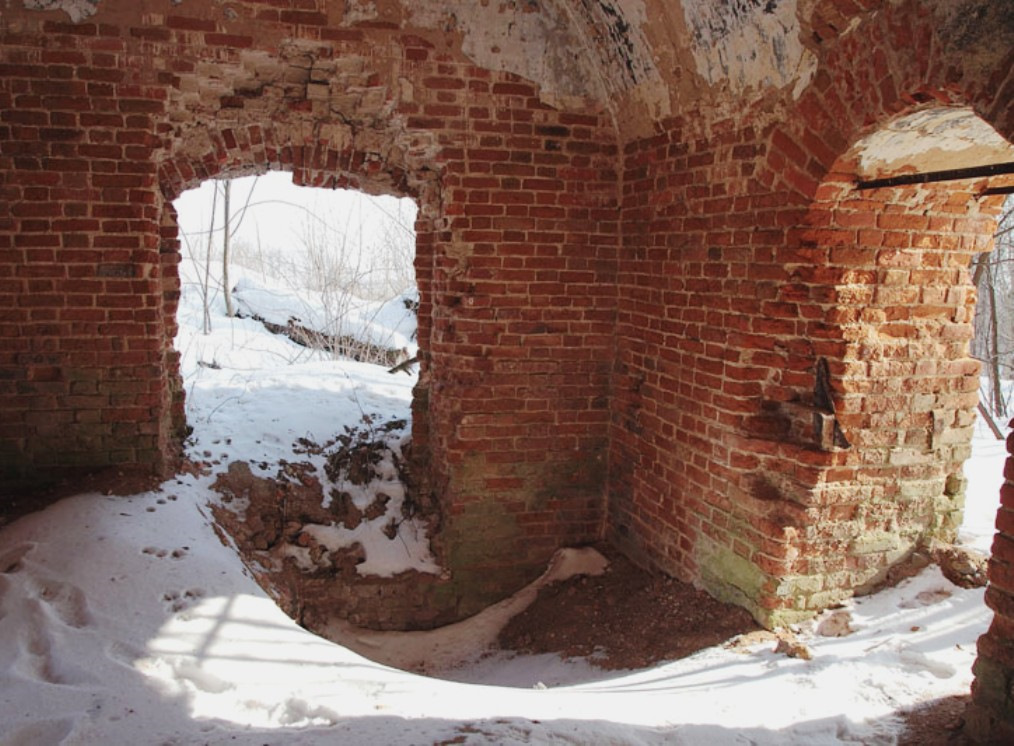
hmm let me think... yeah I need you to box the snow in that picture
[1,272,1010,744]
[230,274,419,357]
[961,430,1007,555]
[322,547,611,677]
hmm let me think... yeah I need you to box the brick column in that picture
[966,417,1014,742]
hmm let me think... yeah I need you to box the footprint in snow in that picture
[898,588,952,608]
[26,575,92,628]
[0,542,35,574]
[162,588,205,613]
[142,546,188,559]
[20,599,97,686]
[0,717,76,746]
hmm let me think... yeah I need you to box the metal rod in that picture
[855,161,1014,190]
[980,185,1014,197]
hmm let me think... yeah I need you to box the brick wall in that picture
[607,1,1014,627]
[0,16,174,482]
[0,2,617,619]
[408,76,619,614]
[609,116,811,620]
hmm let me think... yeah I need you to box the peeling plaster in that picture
[407,0,606,109]
[934,0,1014,54]
[570,0,657,90]
[855,107,1014,179]
[406,0,664,125]
[23,0,99,23]
[682,0,816,97]
[343,0,379,26]
[561,0,667,121]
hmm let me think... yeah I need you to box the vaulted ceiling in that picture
[28,0,1014,152]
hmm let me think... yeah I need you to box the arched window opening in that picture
[800,106,1014,600]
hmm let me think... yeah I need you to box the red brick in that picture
[166,16,217,32]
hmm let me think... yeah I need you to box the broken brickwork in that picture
[2,1,1014,739]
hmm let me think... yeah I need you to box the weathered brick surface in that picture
[606,2,1013,633]
[1,0,617,620]
[1,2,1013,731]
[609,125,1004,620]
[1,13,172,480]
[965,420,1014,742]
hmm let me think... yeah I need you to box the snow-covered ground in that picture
[0,275,1009,745]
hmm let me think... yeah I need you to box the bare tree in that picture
[200,183,219,335]
[223,179,235,318]
[972,195,1014,425]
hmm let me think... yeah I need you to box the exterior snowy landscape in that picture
[0,209,1008,744]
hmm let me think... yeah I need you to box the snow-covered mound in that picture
[176,261,417,378]
[232,274,418,358]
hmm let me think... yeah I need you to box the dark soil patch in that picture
[497,548,760,669]
[497,548,975,741]
[898,694,972,746]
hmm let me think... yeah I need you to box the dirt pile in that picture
[497,549,760,670]
[208,418,451,631]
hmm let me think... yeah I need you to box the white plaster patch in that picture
[24,0,99,23]
[683,0,816,97]
[558,0,662,103]
[406,0,665,120]
[407,0,607,108]
[343,0,378,26]
[855,107,1014,178]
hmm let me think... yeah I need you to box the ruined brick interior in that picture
[3,1,1014,737]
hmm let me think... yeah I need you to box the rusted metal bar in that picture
[855,161,1014,190]
[980,185,1014,197]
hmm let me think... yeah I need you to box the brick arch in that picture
[774,138,1007,604]
[736,95,1012,608]
[767,0,1014,200]
[753,8,1014,717]
[774,57,1014,735]
[805,150,1014,746]
[156,122,434,204]
[730,0,1014,616]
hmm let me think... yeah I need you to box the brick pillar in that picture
[966,417,1014,742]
